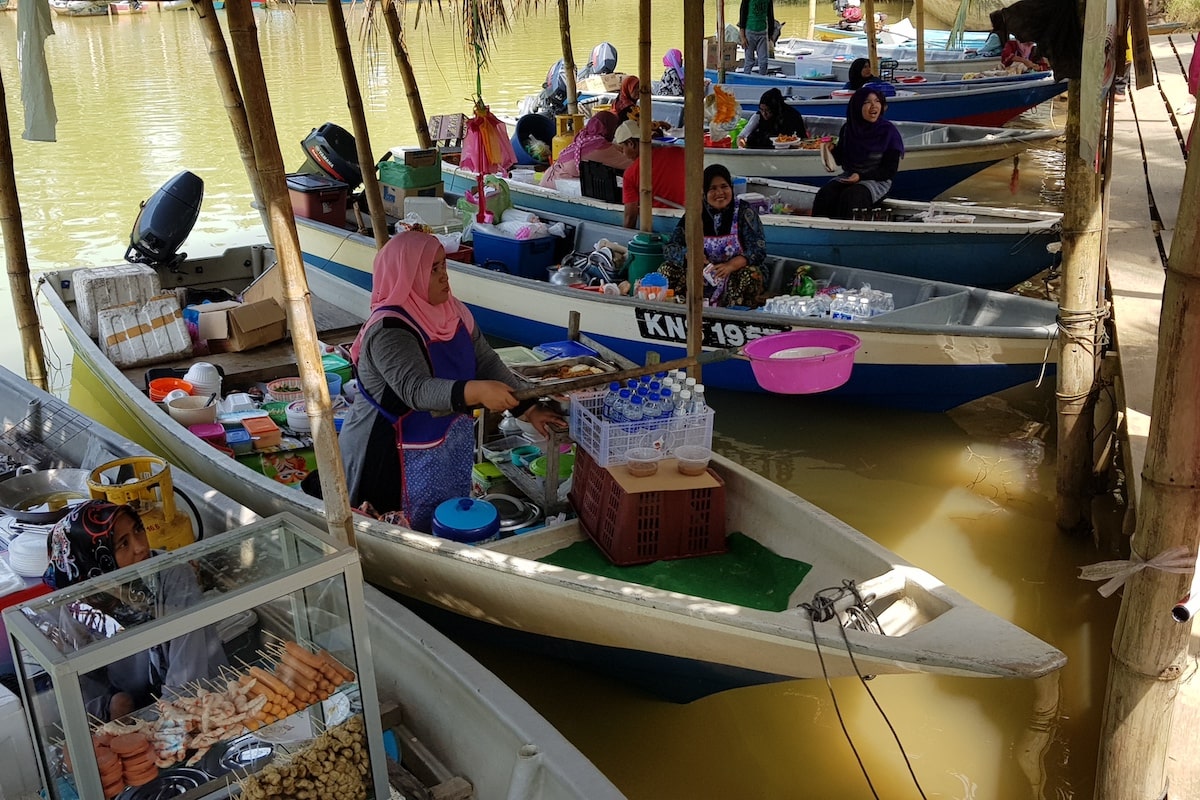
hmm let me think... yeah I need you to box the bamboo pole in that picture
[557,0,579,116]
[1054,84,1103,534]
[1094,112,1200,799]
[717,0,727,84]
[864,0,878,73]
[807,0,816,40]
[326,0,389,249]
[193,0,267,233]
[0,70,48,391]
[224,0,355,547]
[683,0,705,374]
[637,0,652,233]
[381,2,433,150]
[915,0,925,71]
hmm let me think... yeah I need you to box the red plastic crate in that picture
[569,448,726,565]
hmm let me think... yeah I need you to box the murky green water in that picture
[0,4,1112,798]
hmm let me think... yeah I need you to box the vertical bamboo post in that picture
[1054,81,1103,535]
[558,0,579,116]
[326,0,388,249]
[637,0,653,233]
[864,0,878,72]
[224,0,355,547]
[193,0,267,233]
[717,0,727,84]
[1094,114,1200,800]
[683,0,705,374]
[380,2,433,150]
[0,70,48,391]
[915,0,925,71]
[806,0,816,40]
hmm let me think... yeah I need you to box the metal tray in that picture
[510,356,617,386]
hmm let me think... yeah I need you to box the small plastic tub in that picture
[325,371,343,397]
[742,330,862,394]
[674,445,712,476]
[285,400,311,433]
[149,377,193,402]
[262,401,289,426]
[188,423,226,447]
[224,427,254,455]
[625,447,661,477]
[510,445,541,468]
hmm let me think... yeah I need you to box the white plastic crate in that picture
[568,390,714,467]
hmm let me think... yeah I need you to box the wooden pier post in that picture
[1095,131,1200,799]
[0,70,49,391]
[683,0,705,373]
[557,0,580,116]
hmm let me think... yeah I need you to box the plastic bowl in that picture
[149,377,193,402]
[262,401,289,426]
[742,330,862,394]
[674,445,712,476]
[166,395,217,427]
[267,378,305,403]
[530,452,575,479]
[184,361,221,385]
[285,400,311,433]
[625,447,661,477]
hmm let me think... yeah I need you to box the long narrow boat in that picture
[41,242,1065,701]
[49,0,111,15]
[439,167,1062,289]
[588,75,1066,127]
[775,35,1000,64]
[772,52,1004,77]
[708,65,1050,92]
[812,18,995,49]
[0,367,624,800]
[563,110,1059,200]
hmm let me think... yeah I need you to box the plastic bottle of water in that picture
[830,292,853,321]
[602,381,621,420]
[625,394,645,431]
[675,389,692,417]
[659,387,674,415]
[611,388,633,422]
[643,392,665,435]
[690,385,708,416]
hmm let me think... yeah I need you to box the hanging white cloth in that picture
[17,0,58,142]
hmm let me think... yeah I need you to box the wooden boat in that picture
[41,245,1065,701]
[109,0,147,12]
[584,76,1065,129]
[0,366,624,800]
[49,0,111,16]
[440,167,1062,290]
[708,65,1050,92]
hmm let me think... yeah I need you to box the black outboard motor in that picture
[297,122,362,188]
[125,170,203,272]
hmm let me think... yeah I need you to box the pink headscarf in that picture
[350,231,475,363]
[662,49,684,78]
[560,111,620,168]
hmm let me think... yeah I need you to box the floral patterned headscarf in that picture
[43,501,141,590]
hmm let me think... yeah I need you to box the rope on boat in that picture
[801,581,929,800]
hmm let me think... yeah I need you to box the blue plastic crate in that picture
[472,229,558,280]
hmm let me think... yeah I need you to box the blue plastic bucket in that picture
[325,371,342,397]
[511,114,556,165]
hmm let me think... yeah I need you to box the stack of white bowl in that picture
[184,362,222,400]
[8,531,50,577]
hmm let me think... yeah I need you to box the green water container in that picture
[624,233,666,295]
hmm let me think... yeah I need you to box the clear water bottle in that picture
[625,394,645,430]
[830,292,853,321]
[611,388,633,422]
[675,389,692,417]
[602,381,621,420]
[643,392,665,435]
[690,385,708,415]
[659,387,674,414]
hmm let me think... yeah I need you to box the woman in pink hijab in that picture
[341,231,560,531]
[540,110,632,189]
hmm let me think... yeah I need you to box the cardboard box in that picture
[381,182,443,219]
[190,298,288,353]
[578,72,626,93]
[395,146,440,169]
[98,294,192,368]
[241,264,288,334]
[704,36,738,70]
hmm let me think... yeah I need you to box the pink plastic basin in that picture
[742,330,862,394]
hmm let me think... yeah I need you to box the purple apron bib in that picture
[355,307,476,533]
[703,198,744,307]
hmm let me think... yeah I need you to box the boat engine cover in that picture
[125,170,203,271]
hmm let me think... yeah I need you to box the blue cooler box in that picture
[472,229,558,280]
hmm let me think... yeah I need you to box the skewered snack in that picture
[238,715,369,800]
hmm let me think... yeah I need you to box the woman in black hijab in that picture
[844,57,875,90]
[44,501,227,719]
[657,164,767,308]
[740,88,808,149]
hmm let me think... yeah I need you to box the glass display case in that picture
[4,512,387,800]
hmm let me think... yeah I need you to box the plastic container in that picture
[325,371,343,397]
[674,445,712,476]
[532,340,599,360]
[262,401,290,426]
[286,172,349,227]
[569,389,714,467]
[568,448,727,565]
[472,229,558,280]
[431,497,500,543]
[149,377,193,403]
[624,447,661,477]
[511,114,556,165]
[267,377,305,402]
[161,388,191,407]
[321,353,353,384]
[225,427,254,455]
[530,452,575,479]
[166,395,217,427]
[742,330,862,394]
[286,400,311,433]
[510,445,541,468]
[188,423,227,447]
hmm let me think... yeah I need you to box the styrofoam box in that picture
[0,683,41,799]
[73,263,161,340]
[557,178,582,197]
[98,294,192,368]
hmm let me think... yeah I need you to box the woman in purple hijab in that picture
[813,86,905,220]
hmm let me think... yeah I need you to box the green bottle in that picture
[791,264,816,297]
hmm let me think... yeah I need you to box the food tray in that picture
[510,356,617,385]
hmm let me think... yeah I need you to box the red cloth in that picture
[621,146,688,208]
[1189,46,1199,96]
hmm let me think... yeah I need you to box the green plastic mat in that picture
[539,532,812,612]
